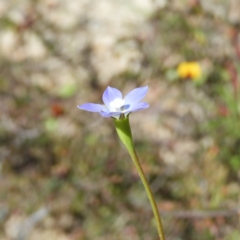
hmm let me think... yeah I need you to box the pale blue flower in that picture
[78,86,149,119]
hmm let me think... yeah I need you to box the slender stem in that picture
[113,117,165,240]
[128,148,165,240]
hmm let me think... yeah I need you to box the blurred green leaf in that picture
[226,230,240,240]
[44,118,58,131]
[165,69,178,82]
[59,83,77,98]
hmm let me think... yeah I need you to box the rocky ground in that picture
[0,0,240,239]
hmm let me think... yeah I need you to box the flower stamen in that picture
[109,98,125,111]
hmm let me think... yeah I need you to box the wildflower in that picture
[177,61,201,80]
[78,86,149,119]
[78,86,165,239]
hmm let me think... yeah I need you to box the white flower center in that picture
[109,98,125,111]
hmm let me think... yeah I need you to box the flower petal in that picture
[124,102,149,116]
[100,111,121,118]
[102,86,123,107]
[124,86,148,106]
[78,103,106,112]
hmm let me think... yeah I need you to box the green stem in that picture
[130,149,165,240]
[114,117,165,240]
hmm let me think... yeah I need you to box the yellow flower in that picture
[177,61,201,80]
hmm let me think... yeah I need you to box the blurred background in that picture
[0,0,240,239]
